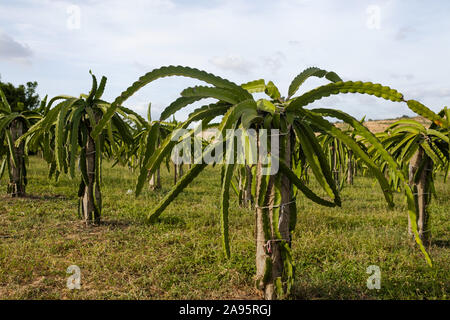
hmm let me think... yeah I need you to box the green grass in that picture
[0,156,448,299]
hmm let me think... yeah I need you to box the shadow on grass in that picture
[432,239,450,248]
[289,282,367,300]
[0,194,72,201]
[321,215,365,231]
[24,194,72,201]
[99,219,133,229]
[152,216,186,227]
[60,219,135,239]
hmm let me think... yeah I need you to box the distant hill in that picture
[335,116,431,133]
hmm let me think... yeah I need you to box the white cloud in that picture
[390,73,414,81]
[0,32,33,63]
[209,55,255,74]
[261,51,286,74]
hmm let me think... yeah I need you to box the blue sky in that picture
[0,0,449,121]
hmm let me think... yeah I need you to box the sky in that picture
[0,0,449,122]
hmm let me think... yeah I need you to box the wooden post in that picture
[255,128,293,300]
[8,119,26,197]
[80,115,101,224]
[408,148,432,245]
[347,150,353,185]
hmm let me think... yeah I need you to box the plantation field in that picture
[0,156,449,300]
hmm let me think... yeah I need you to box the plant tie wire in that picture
[255,199,296,210]
[262,238,292,254]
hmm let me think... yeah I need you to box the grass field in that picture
[0,156,448,299]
